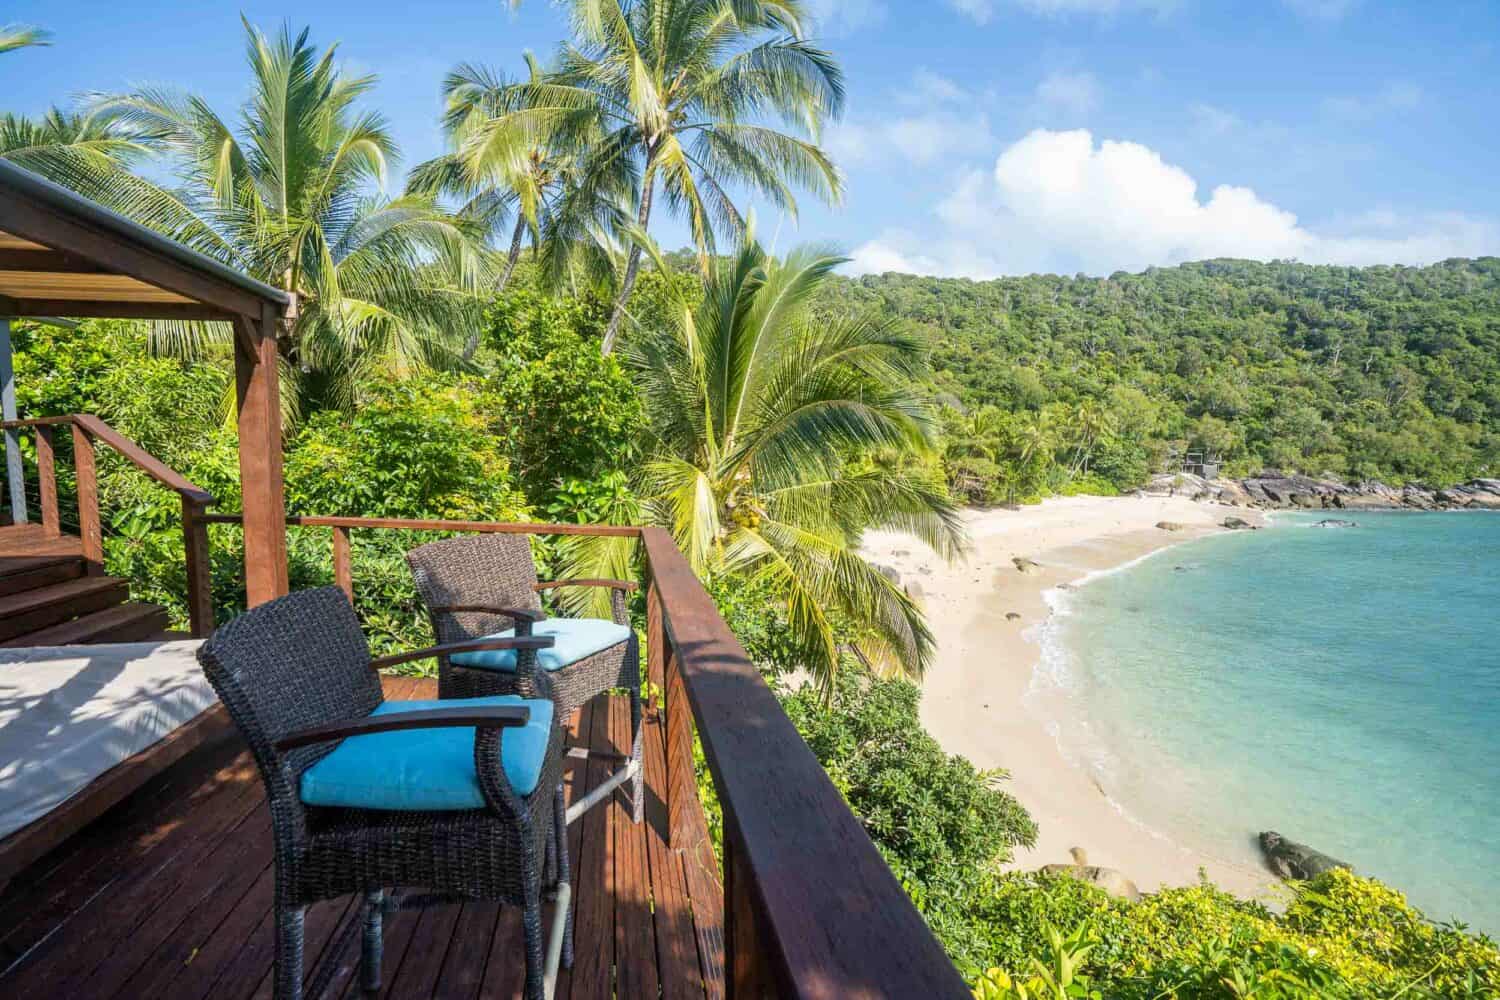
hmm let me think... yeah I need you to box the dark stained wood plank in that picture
[612,693,660,1000]
[0,677,722,1000]
[182,497,214,636]
[640,711,710,1000]
[383,900,463,997]
[564,694,617,1000]
[0,704,233,880]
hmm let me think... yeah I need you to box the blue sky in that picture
[3,0,1496,277]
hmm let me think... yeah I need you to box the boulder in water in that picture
[1155,521,1186,532]
[1314,519,1358,528]
[1222,516,1256,530]
[1258,831,1352,881]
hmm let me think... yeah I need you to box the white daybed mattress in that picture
[0,640,216,840]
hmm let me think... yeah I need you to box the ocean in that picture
[1034,510,1500,932]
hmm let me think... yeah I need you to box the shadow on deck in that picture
[0,677,725,999]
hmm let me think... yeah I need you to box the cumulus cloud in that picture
[1035,70,1099,114]
[805,0,888,35]
[847,128,1497,278]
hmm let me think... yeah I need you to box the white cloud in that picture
[825,71,993,167]
[1035,70,1099,114]
[1282,0,1360,20]
[1323,81,1423,120]
[947,0,1176,20]
[846,128,1497,278]
[805,0,888,35]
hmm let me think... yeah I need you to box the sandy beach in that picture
[863,495,1281,899]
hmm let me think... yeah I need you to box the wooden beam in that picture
[0,299,235,321]
[0,184,271,318]
[234,307,288,606]
[0,248,104,272]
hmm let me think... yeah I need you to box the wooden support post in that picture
[664,637,696,849]
[182,497,213,637]
[71,423,102,573]
[724,837,777,999]
[35,425,58,537]
[0,317,24,524]
[646,579,665,711]
[331,525,353,602]
[233,309,288,606]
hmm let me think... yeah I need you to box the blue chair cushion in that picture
[299,696,554,810]
[449,618,631,673]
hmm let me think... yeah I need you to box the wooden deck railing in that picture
[200,512,972,998]
[0,413,216,635]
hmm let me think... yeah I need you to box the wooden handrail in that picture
[1,413,215,635]
[201,511,970,996]
[638,527,970,998]
[0,413,213,504]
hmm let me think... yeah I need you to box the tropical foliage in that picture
[478,0,845,350]
[0,23,49,55]
[815,258,1500,498]
[33,21,493,413]
[560,237,963,689]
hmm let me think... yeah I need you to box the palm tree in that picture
[408,56,582,309]
[0,108,152,175]
[0,24,50,55]
[564,237,965,692]
[49,20,491,412]
[500,0,845,353]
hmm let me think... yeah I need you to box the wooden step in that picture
[2,602,172,647]
[0,576,130,643]
[0,554,86,598]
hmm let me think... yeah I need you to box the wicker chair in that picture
[196,586,573,1000]
[406,533,643,825]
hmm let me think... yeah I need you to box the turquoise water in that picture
[1039,511,1500,931]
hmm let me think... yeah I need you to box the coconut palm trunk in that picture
[601,163,655,355]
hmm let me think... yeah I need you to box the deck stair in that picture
[0,525,170,646]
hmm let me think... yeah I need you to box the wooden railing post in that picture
[663,634,697,850]
[646,578,665,711]
[725,836,778,999]
[71,423,102,573]
[182,497,213,637]
[35,425,58,537]
[331,525,353,602]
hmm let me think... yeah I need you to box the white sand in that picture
[863,495,1280,898]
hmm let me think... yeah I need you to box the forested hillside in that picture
[816,258,1500,498]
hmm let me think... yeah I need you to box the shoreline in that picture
[863,495,1281,900]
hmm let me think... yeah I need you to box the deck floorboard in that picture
[0,677,723,999]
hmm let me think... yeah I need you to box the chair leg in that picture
[630,687,644,825]
[523,891,546,1000]
[361,889,385,994]
[554,785,574,970]
[274,904,305,1000]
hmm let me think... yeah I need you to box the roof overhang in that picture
[0,159,290,328]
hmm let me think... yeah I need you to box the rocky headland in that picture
[1140,471,1500,511]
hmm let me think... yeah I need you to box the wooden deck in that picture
[0,677,726,999]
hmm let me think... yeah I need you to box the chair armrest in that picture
[430,604,546,624]
[275,705,531,752]
[534,578,640,593]
[371,636,555,671]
